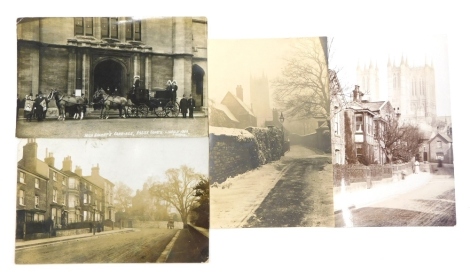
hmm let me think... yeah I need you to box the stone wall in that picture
[55,228,90,237]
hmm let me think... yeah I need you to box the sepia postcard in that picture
[16,17,208,138]
[208,37,335,228]
[329,35,456,227]
[15,138,209,263]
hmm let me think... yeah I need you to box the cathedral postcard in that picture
[208,37,335,228]
[16,17,208,138]
[328,35,455,227]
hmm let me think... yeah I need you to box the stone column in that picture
[145,54,151,89]
[94,17,101,39]
[82,49,90,96]
[173,56,192,98]
[67,48,77,95]
[133,54,140,78]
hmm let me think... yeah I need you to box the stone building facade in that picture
[17,17,207,110]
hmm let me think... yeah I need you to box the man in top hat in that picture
[188,94,196,118]
[33,91,46,121]
[179,94,188,118]
[133,76,140,91]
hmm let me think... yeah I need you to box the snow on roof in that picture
[212,103,239,122]
[361,101,386,112]
[209,126,255,140]
[222,92,256,117]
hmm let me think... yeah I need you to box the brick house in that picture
[84,165,115,222]
[427,132,453,164]
[209,101,240,129]
[16,139,114,239]
[17,139,52,236]
[17,17,207,111]
[330,70,346,164]
[344,85,398,165]
[219,91,257,129]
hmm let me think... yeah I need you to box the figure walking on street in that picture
[188,94,195,118]
[179,94,188,118]
[414,160,420,174]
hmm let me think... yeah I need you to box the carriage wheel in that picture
[137,105,148,118]
[166,101,180,117]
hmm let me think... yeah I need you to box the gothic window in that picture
[74,17,93,36]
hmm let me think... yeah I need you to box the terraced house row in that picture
[16,139,115,239]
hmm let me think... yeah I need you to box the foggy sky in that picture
[17,138,209,194]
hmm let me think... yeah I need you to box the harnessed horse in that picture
[51,89,86,121]
[93,88,128,119]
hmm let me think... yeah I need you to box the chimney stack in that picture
[91,164,100,177]
[353,85,364,102]
[44,149,55,167]
[62,156,72,171]
[75,166,82,176]
[23,138,38,171]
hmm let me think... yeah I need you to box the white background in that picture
[2,1,469,273]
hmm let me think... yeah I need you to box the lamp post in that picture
[279,112,285,156]
[92,201,96,235]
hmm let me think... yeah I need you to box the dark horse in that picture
[51,89,86,120]
[93,88,128,119]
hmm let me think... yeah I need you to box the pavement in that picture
[334,171,433,213]
[15,227,135,250]
[165,227,209,263]
[18,109,207,120]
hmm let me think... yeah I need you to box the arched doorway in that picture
[93,60,127,97]
[192,64,205,110]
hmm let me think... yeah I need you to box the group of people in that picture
[19,91,48,122]
[179,94,196,118]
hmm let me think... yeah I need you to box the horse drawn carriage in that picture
[126,81,180,118]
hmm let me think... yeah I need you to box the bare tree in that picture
[114,182,133,213]
[272,37,330,121]
[150,165,203,228]
[375,115,424,163]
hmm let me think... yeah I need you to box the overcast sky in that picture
[209,38,316,108]
[17,138,208,194]
[328,34,452,116]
